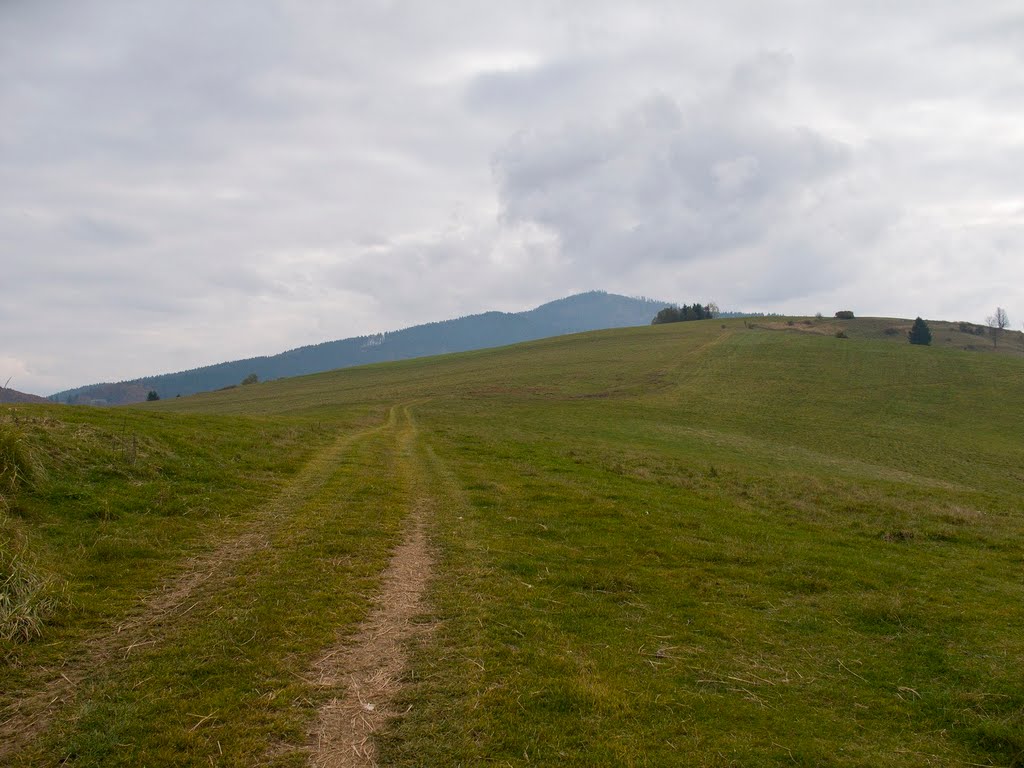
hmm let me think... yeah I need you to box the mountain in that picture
[0,386,50,404]
[52,291,674,405]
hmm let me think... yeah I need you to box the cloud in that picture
[490,69,869,302]
[2,1,1023,394]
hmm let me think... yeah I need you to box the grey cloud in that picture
[465,58,601,116]
[65,216,149,248]
[938,11,1024,60]
[493,85,857,296]
[2,1,1023,394]
[730,50,794,98]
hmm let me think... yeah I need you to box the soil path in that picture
[0,413,395,762]
[308,405,436,767]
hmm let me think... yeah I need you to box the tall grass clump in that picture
[0,527,64,644]
[0,423,62,644]
[0,422,45,508]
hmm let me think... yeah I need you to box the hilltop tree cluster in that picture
[651,302,719,325]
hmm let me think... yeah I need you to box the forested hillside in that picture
[51,291,667,404]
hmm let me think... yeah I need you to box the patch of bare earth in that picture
[308,497,434,768]
[755,320,840,335]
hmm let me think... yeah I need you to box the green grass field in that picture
[2,318,1023,766]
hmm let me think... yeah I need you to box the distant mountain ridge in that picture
[1,386,49,404]
[53,291,676,405]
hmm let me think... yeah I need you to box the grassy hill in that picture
[3,317,1023,766]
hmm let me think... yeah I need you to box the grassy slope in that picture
[385,327,1024,766]
[0,407,342,698]
[3,318,1023,766]
[166,318,1024,766]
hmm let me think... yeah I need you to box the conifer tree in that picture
[908,317,931,346]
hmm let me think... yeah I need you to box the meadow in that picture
[2,317,1022,766]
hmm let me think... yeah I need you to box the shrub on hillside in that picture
[835,310,855,320]
[957,322,986,336]
[835,330,848,339]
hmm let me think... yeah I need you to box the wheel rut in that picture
[307,404,437,768]
[0,414,394,763]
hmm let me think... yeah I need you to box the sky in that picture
[2,1,1023,395]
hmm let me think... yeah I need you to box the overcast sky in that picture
[3,1,1023,394]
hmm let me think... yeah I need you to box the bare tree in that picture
[986,307,1009,348]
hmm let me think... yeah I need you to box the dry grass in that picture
[0,423,45,509]
[0,424,61,646]
[753,320,842,336]
[0,532,65,645]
